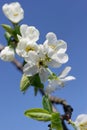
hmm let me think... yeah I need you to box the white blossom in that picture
[46,66,75,94]
[0,46,15,61]
[43,32,68,67]
[23,51,49,82]
[74,114,87,130]
[2,2,24,23]
[18,24,40,42]
[16,24,40,57]
[16,38,39,57]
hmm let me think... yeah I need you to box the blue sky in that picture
[0,0,87,130]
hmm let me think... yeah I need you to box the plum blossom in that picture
[2,2,24,23]
[23,51,49,82]
[0,46,15,61]
[16,24,39,57]
[43,32,68,67]
[17,24,40,42]
[74,114,87,130]
[46,66,75,94]
[22,31,70,82]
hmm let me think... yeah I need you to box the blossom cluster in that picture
[0,2,75,94]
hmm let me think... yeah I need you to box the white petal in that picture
[75,114,87,124]
[75,114,87,129]
[56,40,67,53]
[20,24,28,37]
[60,76,76,82]
[46,32,57,44]
[46,79,60,94]
[39,68,49,82]
[16,38,28,57]
[23,63,38,76]
[48,59,61,68]
[59,66,71,78]
[56,53,69,63]
[26,26,40,42]
[51,53,68,65]
[24,51,39,63]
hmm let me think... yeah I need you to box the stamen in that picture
[13,13,19,16]
[25,46,34,52]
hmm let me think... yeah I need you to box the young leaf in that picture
[51,113,63,130]
[20,74,31,92]
[4,32,11,43]
[31,74,44,95]
[2,24,14,35]
[42,95,53,113]
[24,108,52,122]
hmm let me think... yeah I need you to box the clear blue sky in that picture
[0,0,87,130]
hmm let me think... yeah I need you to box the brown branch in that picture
[0,44,4,51]
[49,96,68,106]
[11,59,23,72]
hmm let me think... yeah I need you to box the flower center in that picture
[49,45,55,49]
[13,13,19,16]
[80,122,87,130]
[39,61,44,66]
[25,46,34,52]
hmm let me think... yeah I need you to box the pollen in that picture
[80,122,87,130]
[49,45,55,49]
[13,13,19,16]
[25,46,34,52]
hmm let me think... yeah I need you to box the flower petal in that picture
[59,66,71,78]
[39,68,49,82]
[46,32,57,44]
[23,63,38,76]
[24,51,39,63]
[52,53,68,64]
[20,24,28,38]
[60,76,76,82]
[56,40,67,53]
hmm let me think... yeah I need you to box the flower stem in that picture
[68,119,77,130]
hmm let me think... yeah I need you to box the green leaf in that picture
[13,25,20,35]
[12,25,20,41]
[31,74,44,95]
[2,24,14,35]
[24,108,52,122]
[4,32,11,42]
[42,95,53,113]
[51,113,63,130]
[20,74,31,92]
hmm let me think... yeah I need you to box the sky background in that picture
[0,0,87,130]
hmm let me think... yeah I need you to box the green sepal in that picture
[20,74,31,92]
[48,72,57,80]
[12,25,20,41]
[42,95,53,113]
[51,112,63,130]
[24,108,52,122]
[4,32,11,43]
[30,74,44,96]
[2,24,14,35]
